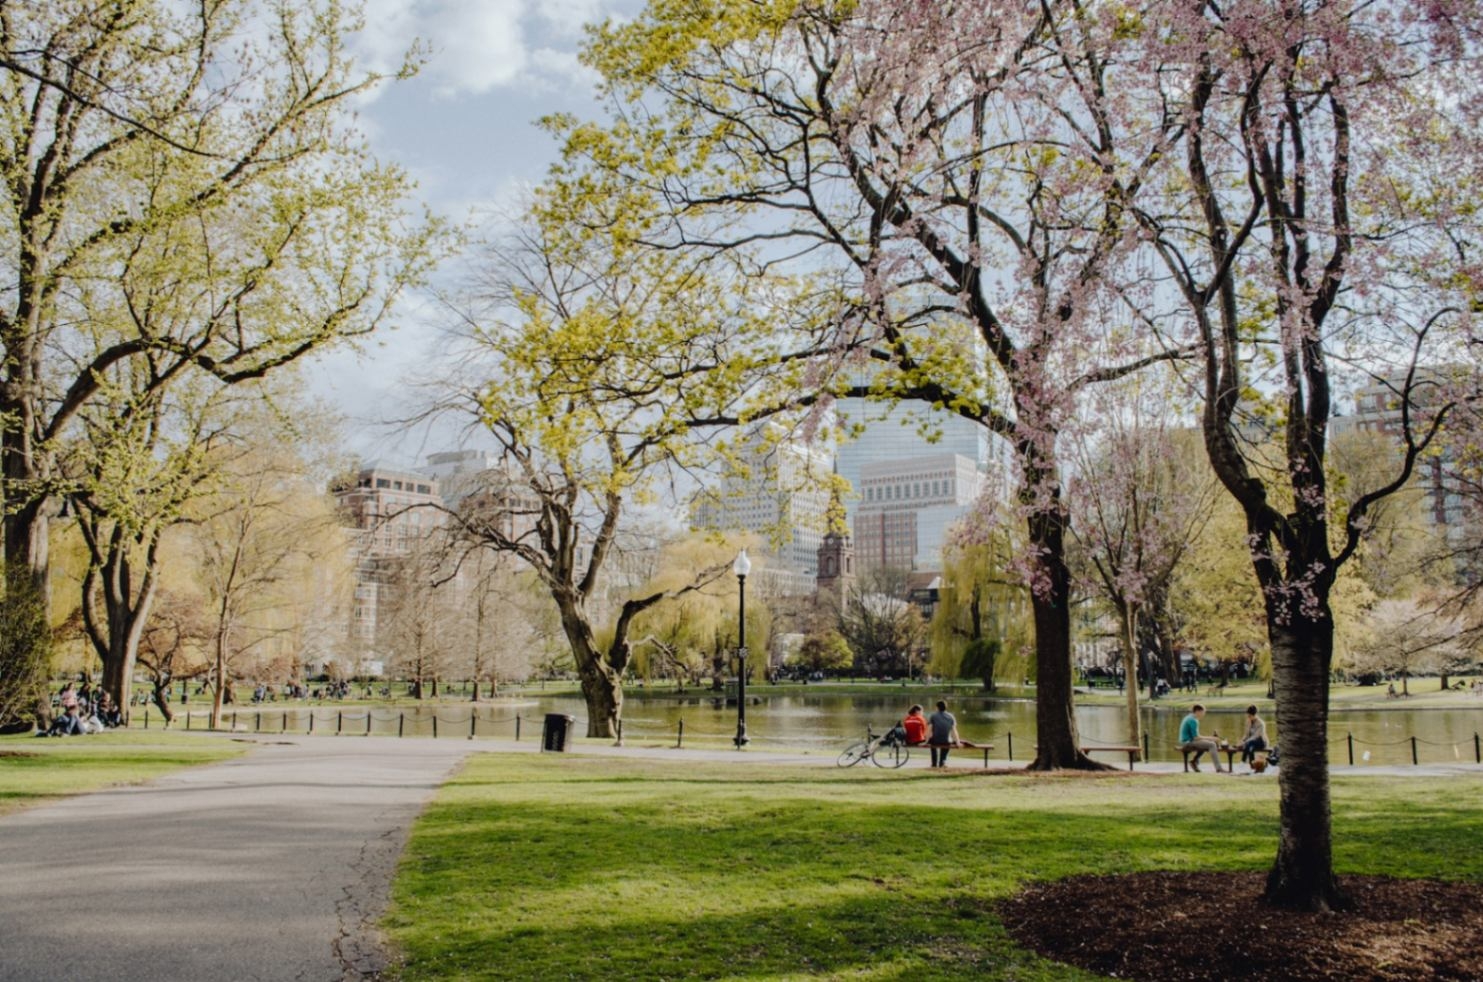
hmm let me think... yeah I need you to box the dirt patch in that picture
[1000,871,1483,981]
[0,749,39,758]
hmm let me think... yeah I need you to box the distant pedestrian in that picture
[928,700,959,768]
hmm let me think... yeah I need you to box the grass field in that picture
[383,754,1483,980]
[0,730,244,817]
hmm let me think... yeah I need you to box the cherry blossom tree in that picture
[563,0,1188,768]
[1135,1,1483,909]
[1068,373,1218,752]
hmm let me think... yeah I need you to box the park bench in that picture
[923,741,995,767]
[1178,744,1267,772]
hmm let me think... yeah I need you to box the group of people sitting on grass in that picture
[39,682,122,737]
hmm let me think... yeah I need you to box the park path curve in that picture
[0,735,471,982]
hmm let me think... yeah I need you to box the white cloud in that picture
[532,0,610,37]
[351,0,627,99]
[431,0,530,95]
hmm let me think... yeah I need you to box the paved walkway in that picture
[0,737,470,982]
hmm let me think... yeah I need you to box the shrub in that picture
[0,564,51,730]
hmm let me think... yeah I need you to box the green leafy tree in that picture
[0,0,439,612]
[444,208,817,738]
[793,631,852,675]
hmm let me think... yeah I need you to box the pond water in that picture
[209,686,1483,768]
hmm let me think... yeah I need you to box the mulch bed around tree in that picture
[1000,871,1483,980]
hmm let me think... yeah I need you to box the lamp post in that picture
[733,549,751,749]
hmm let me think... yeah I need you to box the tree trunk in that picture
[211,634,227,730]
[1264,612,1345,911]
[552,593,624,738]
[151,685,176,723]
[97,568,156,728]
[578,664,622,739]
[1025,506,1104,771]
[1119,603,1142,760]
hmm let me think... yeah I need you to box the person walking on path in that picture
[928,700,959,768]
[1179,704,1224,772]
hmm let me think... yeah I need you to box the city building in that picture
[1334,373,1470,539]
[833,388,999,529]
[330,463,445,672]
[832,379,1011,575]
[853,453,987,572]
[693,424,833,595]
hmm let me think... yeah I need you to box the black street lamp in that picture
[733,549,751,749]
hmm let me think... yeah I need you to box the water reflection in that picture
[205,689,1483,767]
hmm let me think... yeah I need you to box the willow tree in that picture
[1137,1,1483,909]
[0,0,438,609]
[561,0,1187,767]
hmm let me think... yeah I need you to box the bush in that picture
[0,564,51,730]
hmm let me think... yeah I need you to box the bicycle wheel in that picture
[872,742,910,769]
[837,741,870,767]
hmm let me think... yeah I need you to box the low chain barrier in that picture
[130,706,1483,768]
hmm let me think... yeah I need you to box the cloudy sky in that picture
[305,0,640,466]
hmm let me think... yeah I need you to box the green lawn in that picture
[383,755,1483,980]
[0,730,244,816]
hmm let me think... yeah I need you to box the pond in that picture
[198,686,1483,768]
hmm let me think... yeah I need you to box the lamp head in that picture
[733,549,752,578]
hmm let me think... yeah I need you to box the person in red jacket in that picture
[901,704,928,745]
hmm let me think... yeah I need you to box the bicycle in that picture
[837,725,911,769]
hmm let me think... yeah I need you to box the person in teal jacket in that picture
[1179,704,1224,772]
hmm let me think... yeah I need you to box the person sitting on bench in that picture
[1239,704,1268,767]
[1179,704,1224,772]
[901,705,928,746]
[928,700,960,768]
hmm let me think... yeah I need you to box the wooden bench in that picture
[921,741,994,767]
[1179,744,1266,772]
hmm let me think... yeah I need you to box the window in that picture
[393,481,404,490]
[375,478,390,489]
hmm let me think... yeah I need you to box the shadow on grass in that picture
[387,758,1483,980]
